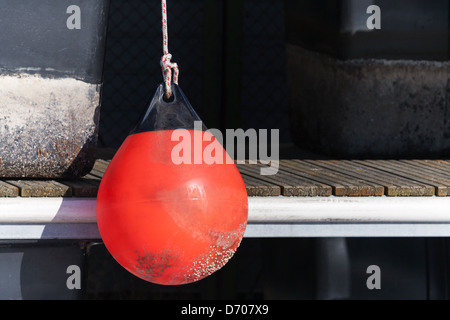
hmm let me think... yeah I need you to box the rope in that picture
[161,0,179,99]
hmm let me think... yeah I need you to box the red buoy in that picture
[96,84,248,285]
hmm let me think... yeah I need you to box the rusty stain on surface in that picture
[135,249,181,284]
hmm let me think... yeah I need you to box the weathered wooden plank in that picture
[357,160,450,196]
[306,160,435,196]
[362,160,450,196]
[93,159,110,173]
[393,161,450,193]
[399,160,450,178]
[84,173,102,181]
[87,168,107,179]
[237,163,332,196]
[280,160,384,196]
[57,168,103,197]
[240,174,281,197]
[58,177,100,197]
[6,180,72,197]
[0,181,19,197]
[7,156,450,199]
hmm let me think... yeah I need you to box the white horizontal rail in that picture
[248,196,450,223]
[0,198,96,223]
[1,196,450,238]
[1,196,450,223]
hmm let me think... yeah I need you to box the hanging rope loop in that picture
[161,0,179,99]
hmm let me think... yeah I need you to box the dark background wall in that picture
[98,0,291,148]
[92,0,450,300]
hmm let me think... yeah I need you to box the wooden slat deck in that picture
[2,158,450,198]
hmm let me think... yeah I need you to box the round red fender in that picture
[96,84,248,285]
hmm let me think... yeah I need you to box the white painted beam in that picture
[0,198,96,223]
[248,196,450,223]
[1,196,450,239]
